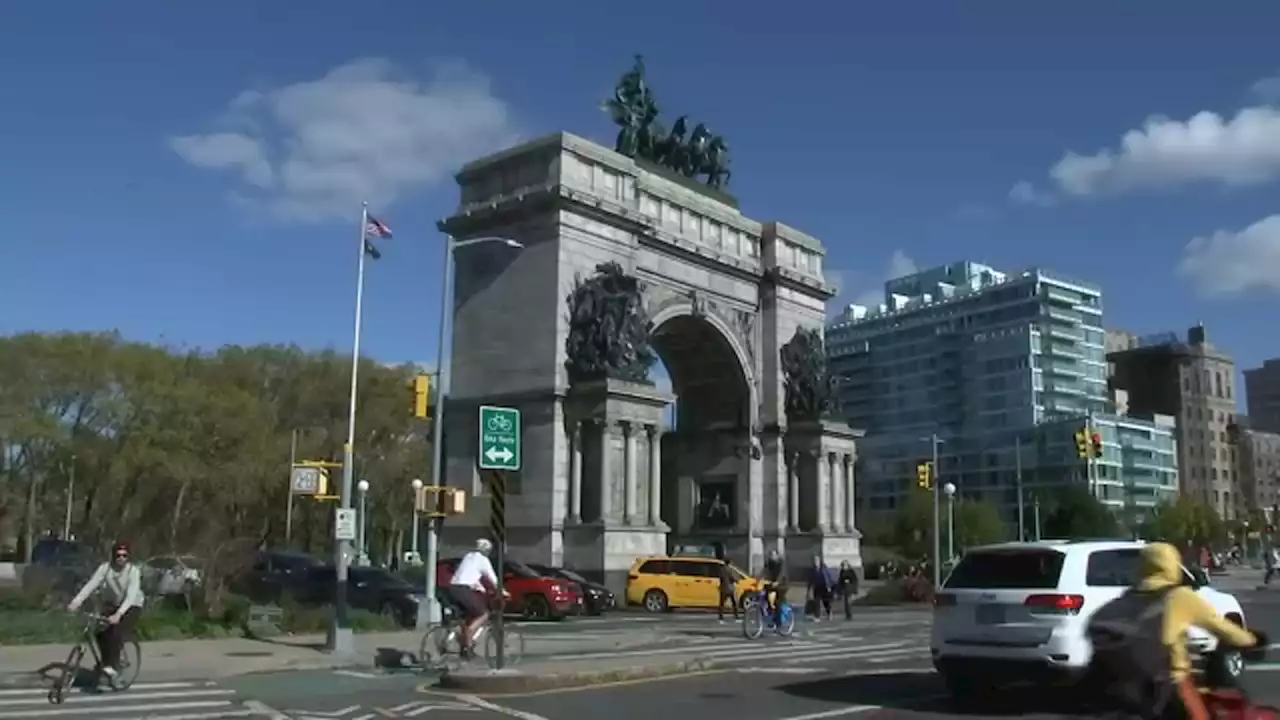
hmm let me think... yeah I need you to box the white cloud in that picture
[1008,180,1055,207]
[830,250,919,311]
[1178,214,1280,297]
[1049,106,1280,197]
[1250,74,1280,103]
[169,58,519,222]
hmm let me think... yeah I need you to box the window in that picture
[944,549,1065,589]
[638,560,670,574]
[1086,549,1140,587]
[670,560,711,577]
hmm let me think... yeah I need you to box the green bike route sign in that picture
[478,405,521,471]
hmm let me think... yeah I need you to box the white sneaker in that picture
[101,666,118,678]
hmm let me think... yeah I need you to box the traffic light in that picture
[916,461,933,490]
[412,373,431,418]
[1090,431,1104,459]
[1074,430,1090,458]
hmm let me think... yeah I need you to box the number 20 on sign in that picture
[478,405,521,471]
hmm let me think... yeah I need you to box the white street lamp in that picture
[942,482,957,563]
[423,235,525,627]
[410,478,424,564]
[356,479,370,567]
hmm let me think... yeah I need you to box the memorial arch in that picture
[437,132,863,593]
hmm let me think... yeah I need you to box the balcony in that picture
[1044,382,1088,397]
[1048,326,1084,342]
[1043,362,1083,379]
[1044,343,1084,359]
[1044,306,1082,324]
[1045,288,1079,305]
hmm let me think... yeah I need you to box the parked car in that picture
[22,538,95,600]
[231,550,326,603]
[290,566,421,628]
[625,555,762,612]
[435,558,580,620]
[527,564,615,615]
[142,554,203,597]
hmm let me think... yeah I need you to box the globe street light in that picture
[410,478,424,564]
[942,482,957,563]
[423,235,525,627]
[356,479,370,567]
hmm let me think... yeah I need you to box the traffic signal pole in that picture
[931,433,941,588]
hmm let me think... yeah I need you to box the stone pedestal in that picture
[783,420,864,572]
[561,379,674,597]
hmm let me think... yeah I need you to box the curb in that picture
[435,657,717,694]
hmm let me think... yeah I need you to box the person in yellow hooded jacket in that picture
[1136,542,1260,720]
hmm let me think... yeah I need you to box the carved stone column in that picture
[787,452,800,532]
[817,450,831,532]
[568,421,583,523]
[622,421,638,525]
[828,452,841,533]
[647,424,662,526]
[598,421,613,521]
[843,454,856,533]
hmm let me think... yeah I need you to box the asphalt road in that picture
[22,597,1280,719]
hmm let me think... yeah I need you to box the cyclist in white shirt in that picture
[447,539,506,656]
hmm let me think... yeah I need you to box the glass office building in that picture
[826,261,1177,530]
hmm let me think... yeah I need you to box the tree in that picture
[890,487,1009,560]
[1142,497,1224,549]
[1040,484,1121,540]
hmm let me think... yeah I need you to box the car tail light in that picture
[1024,594,1085,612]
[933,593,956,607]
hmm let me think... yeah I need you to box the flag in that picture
[365,214,393,240]
[363,239,382,260]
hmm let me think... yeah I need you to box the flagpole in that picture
[328,201,368,656]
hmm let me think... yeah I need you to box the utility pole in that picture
[1015,436,1025,542]
[1033,495,1042,541]
[63,455,75,540]
[931,433,942,587]
[285,429,298,545]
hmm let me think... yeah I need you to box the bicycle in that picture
[48,612,141,704]
[419,597,524,671]
[742,588,796,640]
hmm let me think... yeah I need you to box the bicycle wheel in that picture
[776,605,797,638]
[484,625,524,668]
[109,641,142,691]
[742,605,766,640]
[50,644,84,704]
[419,625,461,672]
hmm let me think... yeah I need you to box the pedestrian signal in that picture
[916,462,933,490]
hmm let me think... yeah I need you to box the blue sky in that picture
[1,3,1277,403]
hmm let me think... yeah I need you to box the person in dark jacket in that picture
[716,559,739,622]
[807,556,834,620]
[838,561,859,619]
[761,549,787,626]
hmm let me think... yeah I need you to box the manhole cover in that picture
[224,651,273,657]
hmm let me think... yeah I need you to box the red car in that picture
[436,558,580,621]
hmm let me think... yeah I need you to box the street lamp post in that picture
[356,479,370,567]
[422,235,524,627]
[1033,495,1042,541]
[943,483,957,563]
[410,478,424,563]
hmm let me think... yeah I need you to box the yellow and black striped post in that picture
[486,469,508,669]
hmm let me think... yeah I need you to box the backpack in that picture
[1085,588,1175,718]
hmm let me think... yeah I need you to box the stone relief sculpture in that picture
[564,262,657,384]
[779,326,840,424]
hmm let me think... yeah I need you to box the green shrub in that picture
[854,577,935,606]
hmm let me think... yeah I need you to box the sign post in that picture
[477,406,520,671]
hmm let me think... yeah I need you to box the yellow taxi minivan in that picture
[626,555,762,612]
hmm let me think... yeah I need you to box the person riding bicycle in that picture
[759,549,788,627]
[446,538,508,658]
[1088,542,1265,720]
[66,541,145,679]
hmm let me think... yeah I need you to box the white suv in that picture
[930,540,1247,700]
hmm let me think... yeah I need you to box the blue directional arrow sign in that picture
[478,405,521,471]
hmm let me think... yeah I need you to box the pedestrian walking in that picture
[1266,546,1278,585]
[717,558,739,622]
[838,560,859,620]
[807,555,833,621]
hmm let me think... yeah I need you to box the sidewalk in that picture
[0,625,667,684]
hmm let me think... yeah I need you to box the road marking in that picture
[455,694,548,720]
[770,694,948,720]
[0,700,241,718]
[333,670,383,679]
[1246,662,1280,672]
[734,667,827,675]
[547,639,827,661]
[0,688,235,707]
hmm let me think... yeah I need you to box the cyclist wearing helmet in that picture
[67,542,144,678]
[447,539,505,657]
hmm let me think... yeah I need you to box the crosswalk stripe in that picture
[548,639,827,661]
[0,682,217,698]
[0,699,239,718]
[0,689,235,707]
[782,643,914,665]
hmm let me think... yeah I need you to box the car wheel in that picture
[522,594,551,621]
[642,589,669,613]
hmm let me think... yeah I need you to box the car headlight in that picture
[551,583,564,593]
